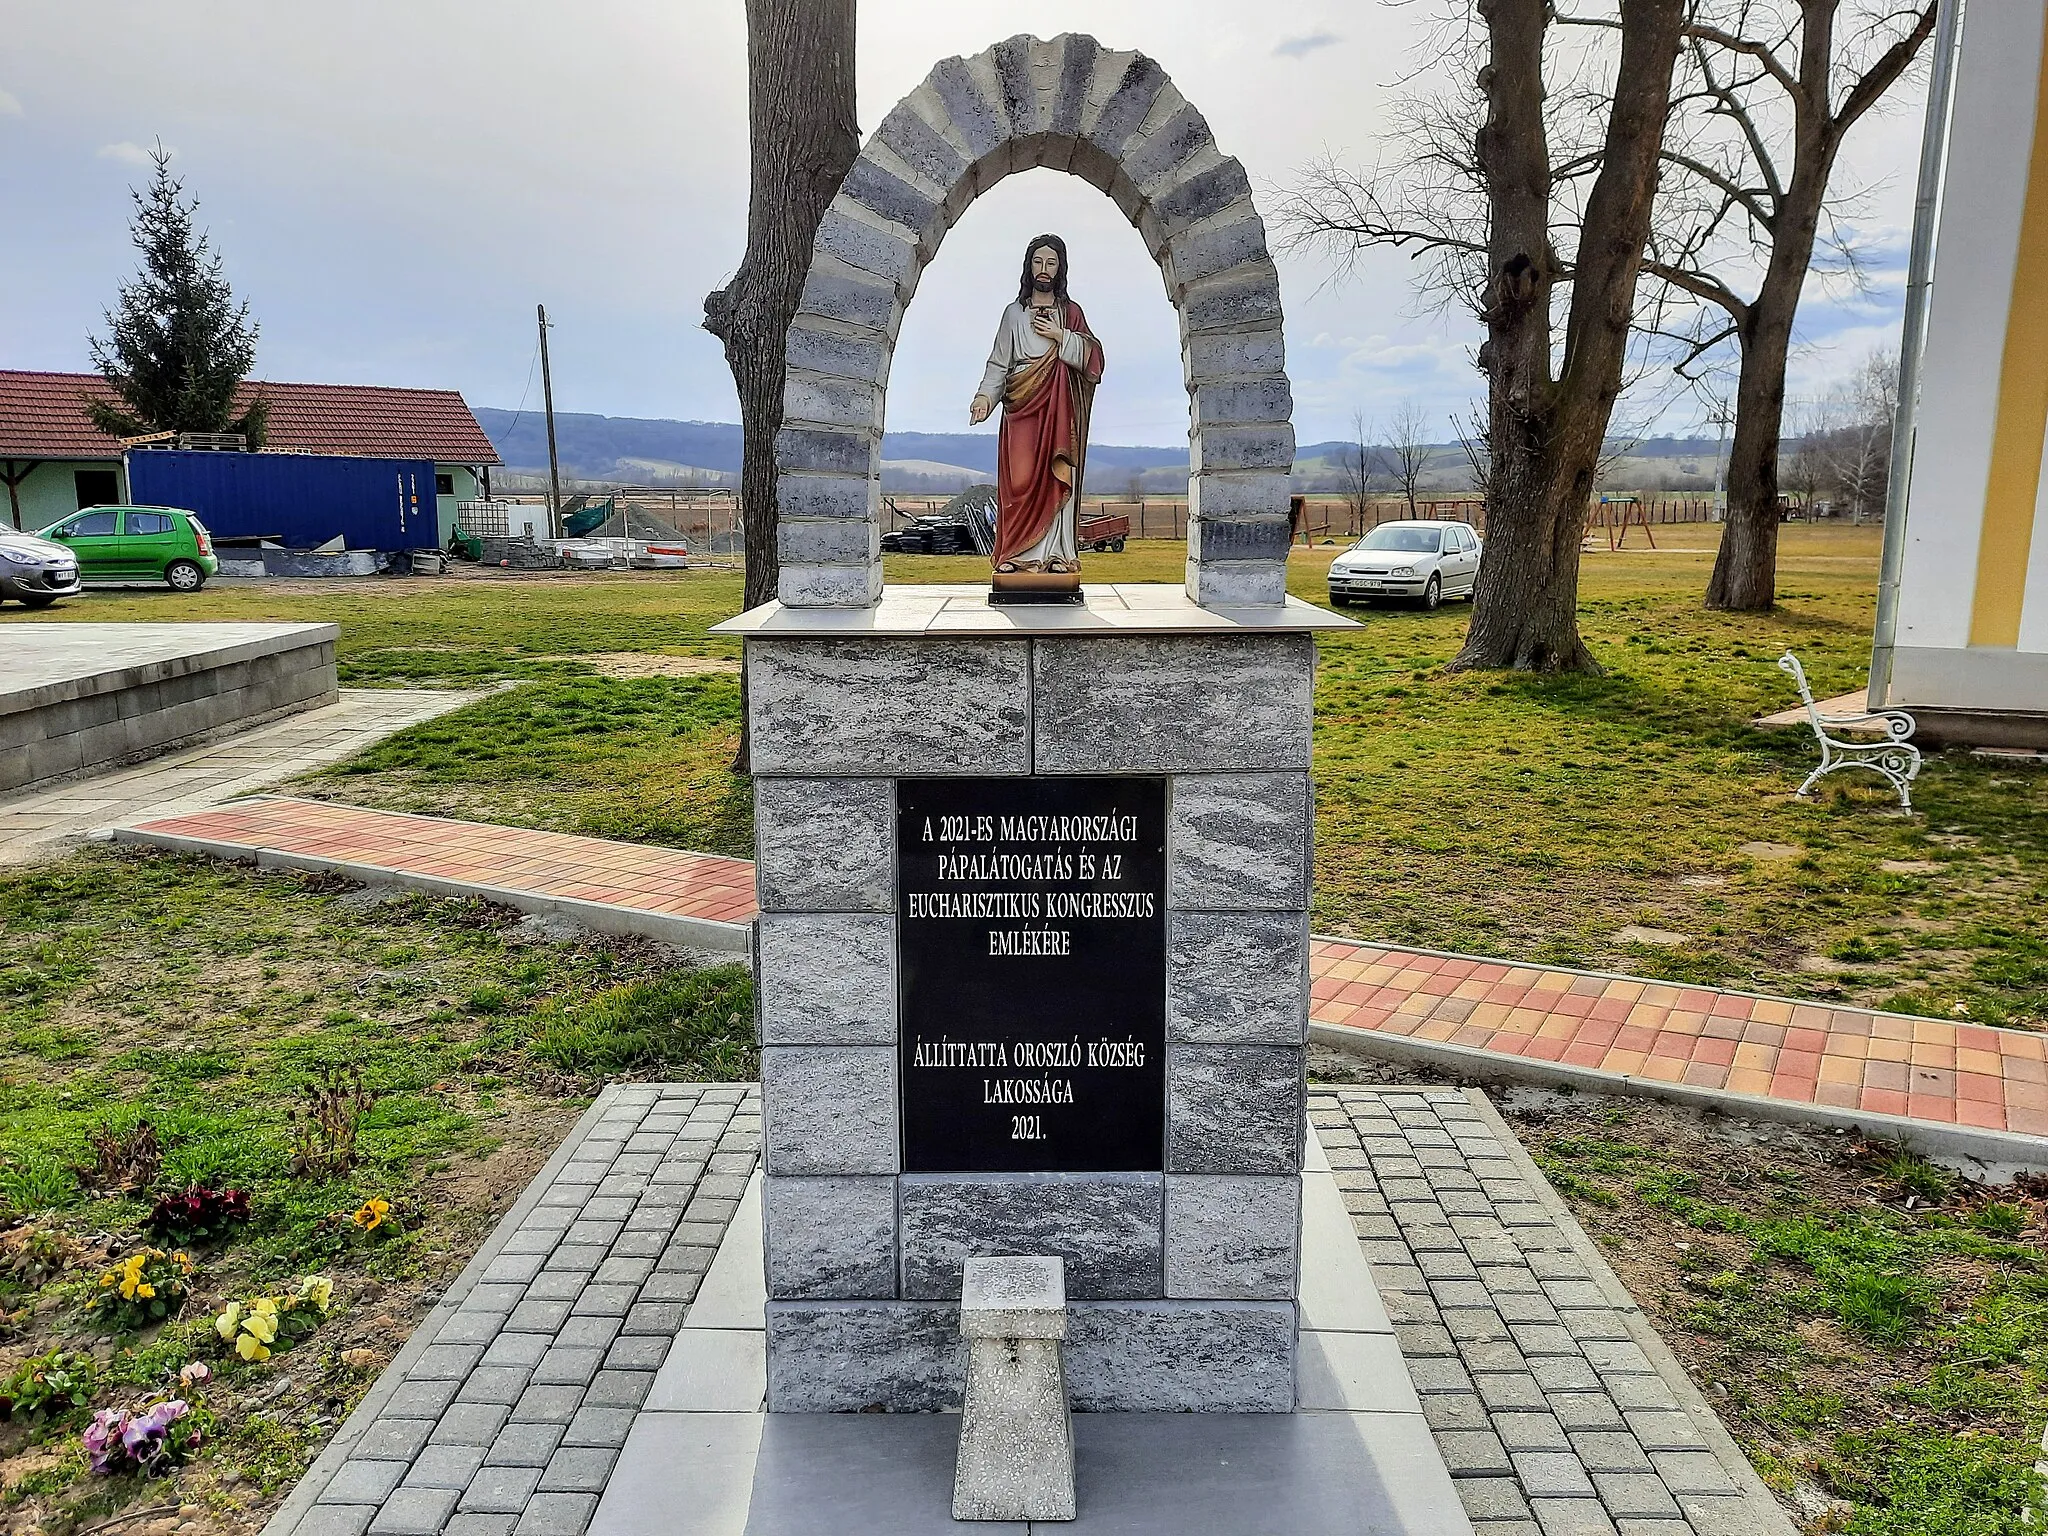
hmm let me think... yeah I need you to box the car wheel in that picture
[1421,574,1442,611]
[1329,593,1351,607]
[166,560,207,592]
[1111,538,1125,552]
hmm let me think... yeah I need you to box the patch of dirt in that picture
[1615,925,1690,947]
[581,654,739,680]
[1740,841,1804,860]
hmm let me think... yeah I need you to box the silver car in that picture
[1327,520,1483,610]
[0,529,83,608]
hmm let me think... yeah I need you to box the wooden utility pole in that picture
[538,303,563,539]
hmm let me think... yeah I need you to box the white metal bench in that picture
[1777,651,1921,810]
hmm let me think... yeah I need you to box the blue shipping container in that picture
[124,450,438,552]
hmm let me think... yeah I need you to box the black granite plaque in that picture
[898,776,1167,1173]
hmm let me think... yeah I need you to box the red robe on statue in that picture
[994,300,1104,569]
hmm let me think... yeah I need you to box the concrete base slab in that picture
[596,1410,1462,1535]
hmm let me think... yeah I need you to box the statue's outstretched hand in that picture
[969,394,993,425]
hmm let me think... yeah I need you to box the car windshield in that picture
[1355,525,1444,553]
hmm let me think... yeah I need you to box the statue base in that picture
[989,569,1083,604]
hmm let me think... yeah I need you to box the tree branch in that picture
[1832,3,1938,133]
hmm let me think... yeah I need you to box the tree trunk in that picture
[704,0,859,618]
[1453,0,1685,674]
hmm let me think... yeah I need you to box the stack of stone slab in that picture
[772,33,1295,610]
[723,587,1350,1414]
[0,622,339,796]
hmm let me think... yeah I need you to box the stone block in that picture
[765,1300,965,1412]
[1064,1301,1294,1411]
[774,425,876,477]
[990,35,1040,137]
[1167,909,1309,1043]
[1190,375,1294,428]
[1168,1046,1304,1174]
[955,1296,1074,1518]
[814,203,920,287]
[747,639,1029,775]
[1187,470,1292,521]
[774,518,879,567]
[1150,158,1253,235]
[796,264,899,337]
[764,1175,897,1299]
[931,55,1009,161]
[1122,102,1214,191]
[839,155,941,243]
[1187,517,1293,563]
[1049,33,1097,136]
[1169,772,1311,908]
[1164,1175,1299,1299]
[1086,54,1169,160]
[1166,214,1272,294]
[761,1046,898,1175]
[785,323,889,388]
[780,369,882,434]
[754,777,892,912]
[758,913,895,1043]
[1185,559,1289,610]
[774,469,876,522]
[1031,634,1313,773]
[875,100,968,191]
[898,1174,1163,1300]
[1182,262,1284,334]
[776,562,883,609]
[1191,422,1297,474]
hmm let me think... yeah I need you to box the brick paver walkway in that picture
[120,798,2048,1139]
[1314,1088,1792,1536]
[1309,941,2048,1138]
[270,1084,759,1536]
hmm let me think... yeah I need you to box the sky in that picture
[0,0,1932,449]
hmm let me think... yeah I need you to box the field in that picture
[3,528,2045,1534]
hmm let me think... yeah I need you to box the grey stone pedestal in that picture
[954,1257,1074,1522]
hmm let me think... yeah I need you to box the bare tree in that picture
[703,0,860,616]
[1634,1,1938,609]
[1384,398,1434,516]
[1277,1,1687,671]
[1814,348,1896,521]
[1337,408,1380,536]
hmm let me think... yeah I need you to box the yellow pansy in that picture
[216,1302,243,1340]
[303,1276,334,1312]
[235,1332,270,1362]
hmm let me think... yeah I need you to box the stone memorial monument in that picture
[717,30,1353,1431]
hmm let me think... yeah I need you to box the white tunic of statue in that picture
[979,302,1094,567]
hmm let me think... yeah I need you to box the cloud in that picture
[97,141,166,168]
[0,88,22,118]
[1274,31,1339,59]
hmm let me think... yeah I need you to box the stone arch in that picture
[772,33,1295,611]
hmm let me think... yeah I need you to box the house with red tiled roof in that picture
[0,371,500,537]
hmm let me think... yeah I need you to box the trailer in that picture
[124,450,439,553]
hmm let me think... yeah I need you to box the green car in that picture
[35,505,219,592]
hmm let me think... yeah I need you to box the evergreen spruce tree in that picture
[87,144,266,444]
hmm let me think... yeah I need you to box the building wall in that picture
[1887,0,2048,714]
[3,459,126,532]
[434,464,480,545]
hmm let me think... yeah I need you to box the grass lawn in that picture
[13,530,2045,1028]
[0,848,750,1534]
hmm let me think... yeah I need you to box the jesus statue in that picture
[969,233,1105,597]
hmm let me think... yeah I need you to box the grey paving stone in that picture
[514,1493,601,1535]
[483,1333,552,1370]
[432,1401,512,1447]
[1473,1523,1541,1536]
[1613,1523,1690,1536]
[1417,1249,1482,1279]
[386,1379,462,1419]
[1528,1498,1619,1536]
[511,1385,585,1424]
[445,1517,518,1536]
[1650,1451,1739,1495]
[1511,1324,1582,1357]
[459,1464,546,1513]
[1447,1309,1512,1343]
[584,1369,653,1408]
[1497,1292,1563,1325]
[1395,1323,1457,1356]
[1606,1376,1682,1412]
[538,1445,619,1493]
[1594,1473,1682,1519]
[623,1301,686,1335]
[542,1246,605,1275]
[605,1334,669,1371]
[483,1254,547,1284]
[1431,1280,1494,1309]
[570,1284,636,1317]
[593,1256,656,1287]
[1529,1356,1603,1392]
[1529,1252,1591,1281]
[1545,1281,1610,1309]
[1421,1392,1491,1431]
[354,1417,434,1461]
[368,1486,460,1535]
[508,1299,575,1332]
[404,1443,487,1490]
[1493,1412,1570,1452]
[449,1361,527,1403]
[1459,1341,1530,1375]
[297,1509,376,1536]
[437,1310,514,1345]
[607,1230,666,1258]
[637,1272,702,1303]
[1407,1356,1476,1394]
[1585,1341,1657,1375]
[1478,1266,1543,1294]
[532,1346,604,1386]
[1626,1411,1709,1451]
[1514,1452,1598,1498]
[558,1316,623,1349]
[484,1421,567,1467]
[1549,1393,1628,1431]
[562,1404,637,1448]
[319,1459,407,1504]
[582,1197,637,1221]
[1437,1430,1513,1476]
[1455,1478,1532,1521]
[1569,1432,1653,1473]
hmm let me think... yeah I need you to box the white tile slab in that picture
[684,1169,765,1331]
